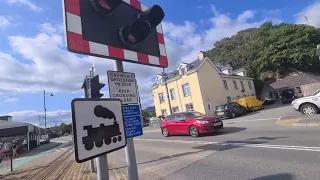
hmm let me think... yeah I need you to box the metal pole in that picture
[44,91,47,132]
[163,68,172,115]
[84,75,95,173]
[96,155,108,180]
[114,60,139,180]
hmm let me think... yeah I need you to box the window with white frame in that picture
[240,81,245,90]
[233,80,238,90]
[158,93,165,103]
[248,81,252,89]
[186,103,194,111]
[223,80,228,90]
[169,89,176,100]
[182,83,191,97]
[172,106,179,113]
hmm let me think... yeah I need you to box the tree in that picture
[253,23,320,78]
[206,22,320,80]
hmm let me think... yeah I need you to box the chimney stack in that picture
[198,51,205,60]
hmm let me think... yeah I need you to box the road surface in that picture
[108,115,320,180]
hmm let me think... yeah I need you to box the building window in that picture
[180,68,186,75]
[182,83,191,97]
[227,96,232,102]
[223,80,228,90]
[169,89,176,100]
[186,103,194,111]
[248,81,252,89]
[233,80,238,90]
[172,106,179,113]
[240,81,245,90]
[158,93,165,104]
[161,109,167,116]
[207,103,212,111]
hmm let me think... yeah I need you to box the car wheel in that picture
[300,104,319,115]
[162,128,170,137]
[189,126,199,138]
[231,112,236,118]
[251,107,255,112]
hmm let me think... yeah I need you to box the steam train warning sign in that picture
[71,98,127,163]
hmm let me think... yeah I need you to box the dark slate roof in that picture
[262,72,320,93]
[0,121,29,130]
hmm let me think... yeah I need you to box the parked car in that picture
[280,89,296,104]
[263,97,277,105]
[233,96,264,112]
[215,102,247,119]
[291,89,320,115]
[161,111,223,137]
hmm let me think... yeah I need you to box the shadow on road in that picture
[248,173,294,180]
[209,127,247,136]
[192,136,288,152]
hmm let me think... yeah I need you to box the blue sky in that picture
[0,0,319,126]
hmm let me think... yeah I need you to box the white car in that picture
[291,89,320,115]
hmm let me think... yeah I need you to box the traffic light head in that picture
[89,75,105,98]
[63,0,168,68]
[119,5,164,47]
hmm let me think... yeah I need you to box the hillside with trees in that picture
[206,22,320,81]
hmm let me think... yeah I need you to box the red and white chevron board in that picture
[63,0,168,68]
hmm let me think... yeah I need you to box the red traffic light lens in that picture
[119,5,165,47]
[91,0,122,16]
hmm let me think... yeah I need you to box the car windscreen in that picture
[182,112,205,118]
[312,89,320,96]
[215,105,226,110]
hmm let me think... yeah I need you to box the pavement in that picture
[276,115,320,127]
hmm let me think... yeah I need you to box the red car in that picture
[161,111,223,137]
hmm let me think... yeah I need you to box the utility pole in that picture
[305,16,310,25]
[81,64,101,174]
[163,68,172,115]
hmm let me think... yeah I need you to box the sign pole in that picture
[114,60,139,180]
[96,155,108,180]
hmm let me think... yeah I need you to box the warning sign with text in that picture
[107,71,138,104]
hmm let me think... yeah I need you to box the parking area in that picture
[224,103,301,121]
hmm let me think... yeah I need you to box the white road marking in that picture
[227,118,279,123]
[144,130,161,133]
[136,138,320,152]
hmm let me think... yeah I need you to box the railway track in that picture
[26,146,74,180]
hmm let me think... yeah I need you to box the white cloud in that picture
[7,0,42,12]
[163,5,278,63]
[0,16,10,27]
[0,5,284,116]
[295,1,320,28]
[3,97,19,102]
[237,10,255,23]
[1,110,71,126]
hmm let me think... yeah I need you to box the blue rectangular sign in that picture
[122,104,143,138]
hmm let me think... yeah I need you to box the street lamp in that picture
[44,90,54,134]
